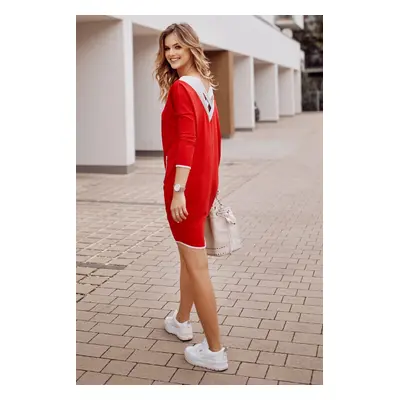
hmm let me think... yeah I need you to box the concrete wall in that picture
[133,35,163,151]
[76,19,135,171]
[112,15,301,69]
[278,67,295,116]
[234,56,255,130]
[254,63,279,122]
[293,15,304,30]
[294,69,302,114]
[259,15,278,27]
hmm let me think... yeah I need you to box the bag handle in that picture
[215,190,223,206]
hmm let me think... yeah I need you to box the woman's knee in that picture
[177,244,208,273]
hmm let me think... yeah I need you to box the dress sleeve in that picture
[170,81,196,168]
[215,105,222,166]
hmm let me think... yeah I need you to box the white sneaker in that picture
[184,339,228,371]
[164,310,193,341]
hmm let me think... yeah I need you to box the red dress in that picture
[161,76,221,248]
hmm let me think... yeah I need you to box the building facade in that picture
[76,15,304,174]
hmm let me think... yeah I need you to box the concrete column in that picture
[133,34,164,153]
[254,63,279,122]
[76,19,135,174]
[278,67,295,116]
[233,55,255,130]
[294,69,302,114]
[205,50,235,137]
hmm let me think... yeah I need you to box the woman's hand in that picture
[171,192,189,223]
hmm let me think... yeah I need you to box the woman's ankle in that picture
[206,338,222,352]
[208,345,223,353]
[176,311,190,323]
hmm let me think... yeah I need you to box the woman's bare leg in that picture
[177,243,221,352]
[176,251,194,323]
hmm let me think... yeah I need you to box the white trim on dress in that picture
[176,241,206,249]
[179,76,215,121]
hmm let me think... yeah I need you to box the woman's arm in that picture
[170,81,196,223]
[171,166,190,223]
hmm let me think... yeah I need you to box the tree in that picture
[293,15,323,69]
[291,16,323,111]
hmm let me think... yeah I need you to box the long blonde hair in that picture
[154,23,216,102]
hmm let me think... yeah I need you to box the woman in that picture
[154,23,228,371]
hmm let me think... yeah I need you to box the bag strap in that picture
[215,190,222,206]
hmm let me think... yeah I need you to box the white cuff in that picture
[176,165,191,169]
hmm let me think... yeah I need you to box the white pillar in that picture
[254,63,279,122]
[76,19,135,173]
[233,55,255,130]
[134,34,164,151]
[294,69,302,113]
[278,67,295,116]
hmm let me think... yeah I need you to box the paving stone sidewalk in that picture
[76,112,323,385]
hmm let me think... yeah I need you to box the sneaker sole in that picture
[184,352,229,372]
[164,323,193,342]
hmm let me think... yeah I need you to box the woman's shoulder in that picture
[170,78,189,92]
[169,78,193,101]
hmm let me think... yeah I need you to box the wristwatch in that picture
[173,183,185,193]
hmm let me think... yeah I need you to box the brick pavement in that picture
[76,112,323,385]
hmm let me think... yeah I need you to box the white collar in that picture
[179,76,215,121]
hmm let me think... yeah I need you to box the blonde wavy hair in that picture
[154,23,216,102]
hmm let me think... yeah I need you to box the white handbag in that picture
[205,193,242,257]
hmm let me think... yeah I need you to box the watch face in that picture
[174,184,180,191]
